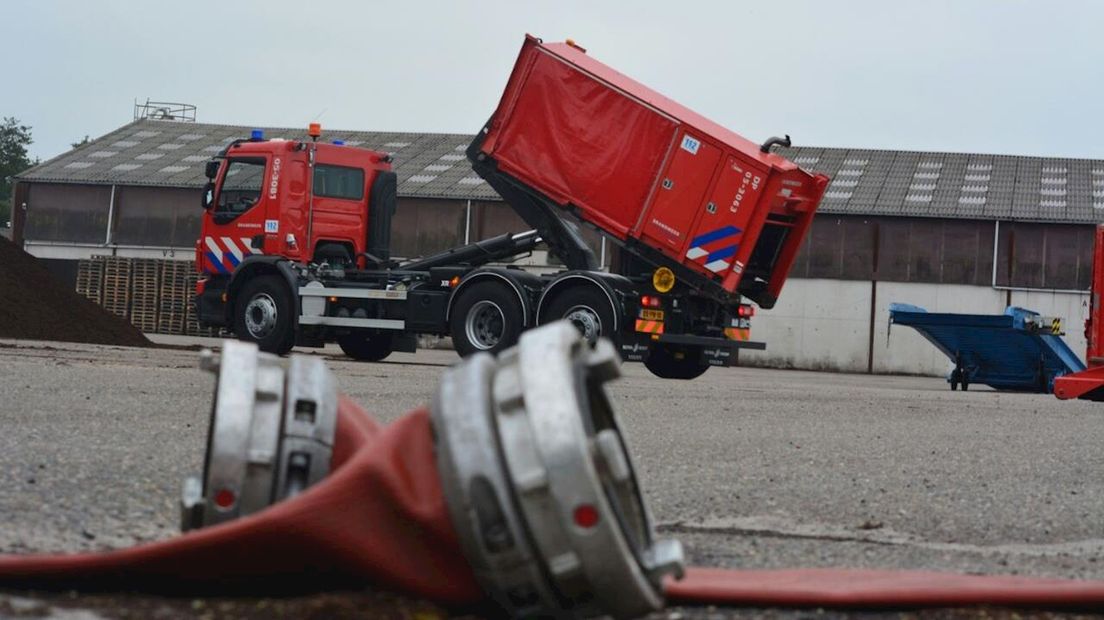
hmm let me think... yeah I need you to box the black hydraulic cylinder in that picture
[401,230,542,272]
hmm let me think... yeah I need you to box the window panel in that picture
[840,218,875,280]
[805,216,843,278]
[1009,225,1045,288]
[908,220,942,283]
[1043,225,1081,289]
[875,218,911,282]
[940,220,980,285]
[24,184,111,243]
[314,164,365,200]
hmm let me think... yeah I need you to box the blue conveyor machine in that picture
[888,304,1085,392]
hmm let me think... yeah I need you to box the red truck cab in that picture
[196,133,396,276]
[195,131,398,334]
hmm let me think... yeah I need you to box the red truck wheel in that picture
[233,275,295,355]
[449,281,525,357]
[644,345,710,380]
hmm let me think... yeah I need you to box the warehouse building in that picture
[12,118,1103,375]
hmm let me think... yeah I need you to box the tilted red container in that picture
[478,35,829,307]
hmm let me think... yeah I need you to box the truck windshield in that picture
[216,158,266,218]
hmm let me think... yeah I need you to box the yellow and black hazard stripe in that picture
[1052,318,1062,335]
[724,327,751,341]
[634,319,665,334]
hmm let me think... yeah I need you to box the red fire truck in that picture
[195,35,828,379]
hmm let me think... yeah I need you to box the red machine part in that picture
[3,396,1104,611]
[1087,225,1104,365]
[1054,225,1104,400]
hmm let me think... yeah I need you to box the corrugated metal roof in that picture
[775,146,1104,224]
[17,119,1104,223]
[17,119,500,201]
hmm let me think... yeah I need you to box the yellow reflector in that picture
[652,266,675,293]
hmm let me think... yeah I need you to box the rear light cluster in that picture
[640,295,662,308]
[737,304,755,318]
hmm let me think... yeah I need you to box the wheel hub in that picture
[244,293,278,339]
[466,300,506,350]
[564,305,602,345]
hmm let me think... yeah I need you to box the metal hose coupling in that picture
[181,340,338,531]
[433,322,685,619]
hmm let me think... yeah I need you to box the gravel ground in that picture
[1,337,1102,618]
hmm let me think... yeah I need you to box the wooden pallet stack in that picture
[75,256,106,305]
[157,260,192,335]
[73,256,225,338]
[129,259,162,333]
[100,257,133,320]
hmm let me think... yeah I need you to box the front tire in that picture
[644,345,710,380]
[449,281,525,357]
[338,332,394,362]
[234,275,295,355]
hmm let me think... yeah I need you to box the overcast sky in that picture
[7,0,1104,162]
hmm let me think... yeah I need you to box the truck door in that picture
[203,156,269,275]
[639,131,722,257]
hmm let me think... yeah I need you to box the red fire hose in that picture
[3,326,1104,616]
[3,396,1104,612]
[0,397,480,604]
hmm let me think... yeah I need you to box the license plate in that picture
[640,309,665,321]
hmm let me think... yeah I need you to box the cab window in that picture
[215,158,266,219]
[314,164,364,200]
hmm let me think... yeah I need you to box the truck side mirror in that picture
[201,181,215,210]
[204,160,221,179]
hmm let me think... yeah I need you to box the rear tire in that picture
[234,275,295,355]
[541,286,618,348]
[644,345,710,380]
[337,332,394,362]
[450,280,526,357]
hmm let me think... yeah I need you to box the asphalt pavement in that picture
[1,336,1102,618]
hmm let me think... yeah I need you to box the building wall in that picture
[17,180,1095,377]
[742,278,1090,376]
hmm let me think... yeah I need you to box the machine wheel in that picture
[450,281,525,357]
[337,332,394,362]
[541,286,618,347]
[644,345,710,380]
[234,275,295,355]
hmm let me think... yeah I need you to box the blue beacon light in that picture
[333,140,345,146]
[250,129,264,141]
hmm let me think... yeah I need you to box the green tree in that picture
[71,135,90,149]
[0,117,34,225]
